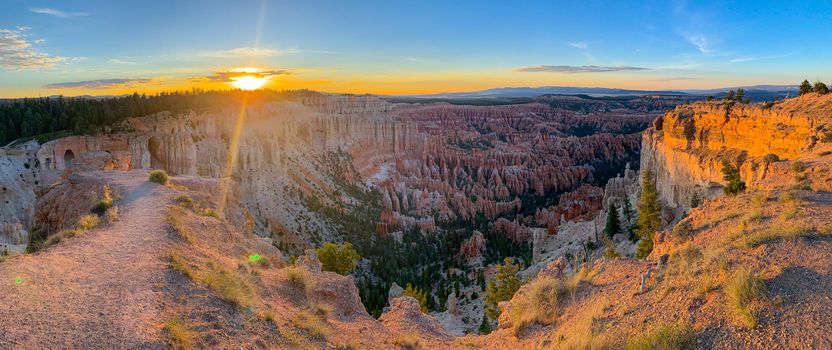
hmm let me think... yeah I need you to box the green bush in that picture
[721,160,745,196]
[149,169,169,185]
[403,283,428,313]
[174,195,194,209]
[316,242,360,275]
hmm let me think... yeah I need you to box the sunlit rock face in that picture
[641,94,832,209]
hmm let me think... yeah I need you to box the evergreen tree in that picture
[736,88,745,102]
[484,258,522,320]
[478,314,492,334]
[621,196,633,221]
[724,90,735,101]
[603,202,621,238]
[690,191,701,208]
[814,81,829,95]
[403,283,428,313]
[721,160,746,195]
[316,242,360,275]
[799,80,813,95]
[635,169,662,259]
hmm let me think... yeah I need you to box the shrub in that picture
[790,160,808,173]
[635,233,654,259]
[200,208,221,220]
[174,195,194,209]
[626,322,696,350]
[403,283,428,313]
[672,220,693,240]
[149,169,169,185]
[162,318,194,350]
[484,258,522,320]
[813,81,829,94]
[316,242,360,275]
[393,334,421,350]
[762,153,779,163]
[77,214,101,231]
[725,268,766,329]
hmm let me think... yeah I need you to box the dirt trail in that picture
[0,171,173,349]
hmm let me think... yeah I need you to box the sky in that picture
[1,0,831,98]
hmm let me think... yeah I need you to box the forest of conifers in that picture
[0,89,323,145]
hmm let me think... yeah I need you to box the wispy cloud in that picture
[198,47,299,58]
[650,77,699,82]
[685,33,711,54]
[44,78,151,89]
[29,7,89,18]
[191,67,291,83]
[405,57,428,62]
[513,65,649,73]
[569,42,588,49]
[729,52,793,63]
[0,27,64,70]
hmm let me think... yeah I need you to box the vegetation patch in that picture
[167,207,196,244]
[291,309,329,341]
[725,268,767,329]
[77,214,101,231]
[393,333,421,350]
[162,318,194,350]
[149,170,169,185]
[167,250,259,309]
[626,322,696,350]
[316,242,360,275]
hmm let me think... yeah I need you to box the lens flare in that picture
[231,75,267,90]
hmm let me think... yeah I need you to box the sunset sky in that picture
[2,0,831,98]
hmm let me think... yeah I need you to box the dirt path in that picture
[0,171,173,349]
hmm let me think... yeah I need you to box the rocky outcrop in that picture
[459,231,486,262]
[641,94,832,208]
[379,296,453,341]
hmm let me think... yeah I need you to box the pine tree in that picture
[484,258,521,320]
[621,196,633,221]
[736,88,745,102]
[724,90,735,101]
[721,160,746,195]
[799,80,813,95]
[635,169,662,259]
[479,314,492,334]
[814,81,829,95]
[603,202,621,238]
[690,191,701,208]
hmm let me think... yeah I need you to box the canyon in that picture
[1,91,831,348]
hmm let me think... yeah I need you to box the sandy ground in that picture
[0,171,173,349]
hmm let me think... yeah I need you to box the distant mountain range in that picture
[397,85,799,101]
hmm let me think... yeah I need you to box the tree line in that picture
[0,89,325,145]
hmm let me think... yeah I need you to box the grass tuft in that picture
[77,214,101,231]
[291,309,329,341]
[393,333,421,350]
[725,268,766,329]
[167,207,196,244]
[626,322,696,350]
[162,318,194,350]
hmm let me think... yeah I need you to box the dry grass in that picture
[291,309,329,341]
[200,208,221,220]
[393,333,421,349]
[550,298,612,350]
[285,266,309,292]
[167,207,196,244]
[105,206,119,223]
[167,250,259,309]
[90,185,115,215]
[626,322,696,350]
[201,261,259,309]
[76,214,101,231]
[743,221,812,248]
[174,195,194,209]
[724,268,767,329]
[162,318,194,350]
[778,191,802,220]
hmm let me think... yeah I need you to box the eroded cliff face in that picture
[641,93,832,208]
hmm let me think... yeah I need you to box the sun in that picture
[231,75,268,90]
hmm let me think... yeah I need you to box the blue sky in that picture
[1,0,831,97]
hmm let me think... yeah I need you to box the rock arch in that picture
[63,150,75,168]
